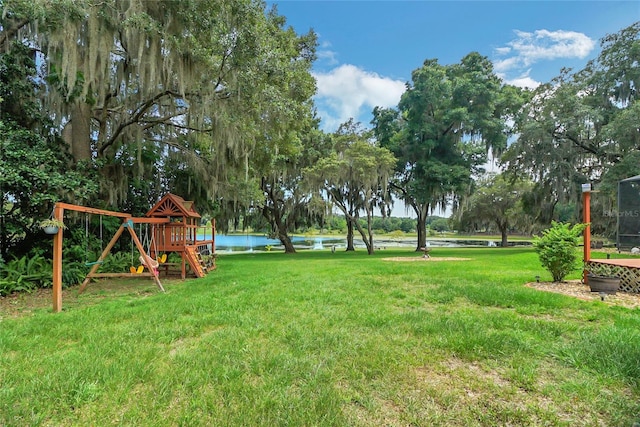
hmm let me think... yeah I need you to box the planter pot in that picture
[587,274,620,294]
[43,226,59,235]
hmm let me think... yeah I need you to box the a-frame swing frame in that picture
[51,202,169,312]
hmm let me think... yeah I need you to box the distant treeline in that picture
[231,215,450,235]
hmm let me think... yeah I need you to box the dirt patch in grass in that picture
[526,280,640,309]
[411,358,609,426]
[381,257,472,262]
[0,288,55,318]
[0,279,174,319]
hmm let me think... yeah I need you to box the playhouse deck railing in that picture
[154,221,216,253]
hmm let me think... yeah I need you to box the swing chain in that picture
[84,214,104,266]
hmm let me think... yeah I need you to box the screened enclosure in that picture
[617,175,640,250]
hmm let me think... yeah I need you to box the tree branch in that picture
[441,122,455,137]
[140,118,214,133]
[0,18,31,51]
[558,131,600,156]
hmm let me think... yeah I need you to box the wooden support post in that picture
[583,184,591,283]
[212,218,216,250]
[52,205,64,312]
[212,218,216,270]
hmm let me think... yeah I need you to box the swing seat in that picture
[85,260,103,266]
[130,265,144,274]
[158,254,167,263]
[139,255,159,269]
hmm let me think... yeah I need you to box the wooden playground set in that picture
[50,193,216,312]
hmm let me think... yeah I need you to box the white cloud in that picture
[494,46,512,55]
[499,69,541,89]
[494,29,595,74]
[493,56,521,74]
[507,75,541,89]
[316,41,338,65]
[313,64,406,131]
[317,49,338,65]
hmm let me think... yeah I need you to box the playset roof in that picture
[145,193,201,219]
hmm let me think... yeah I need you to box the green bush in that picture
[533,221,588,282]
[0,254,52,295]
[100,252,134,273]
[62,261,89,287]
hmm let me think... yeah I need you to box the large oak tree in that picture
[373,53,518,250]
[502,22,640,232]
[1,0,317,212]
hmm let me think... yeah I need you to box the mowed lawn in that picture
[1,247,639,426]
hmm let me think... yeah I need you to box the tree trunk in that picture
[261,177,296,254]
[271,210,296,254]
[62,101,92,162]
[410,201,429,251]
[364,207,375,255]
[279,231,296,254]
[416,214,427,251]
[498,223,509,248]
[353,221,373,254]
[346,219,355,251]
[349,207,375,255]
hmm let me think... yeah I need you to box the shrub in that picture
[100,252,134,273]
[62,261,89,287]
[533,221,588,282]
[0,254,52,295]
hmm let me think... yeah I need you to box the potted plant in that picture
[39,218,67,235]
[587,273,620,295]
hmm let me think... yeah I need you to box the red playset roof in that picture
[145,193,201,219]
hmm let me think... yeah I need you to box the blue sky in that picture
[271,1,640,132]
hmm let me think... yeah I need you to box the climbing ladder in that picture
[184,245,207,278]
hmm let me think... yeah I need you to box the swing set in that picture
[50,193,216,312]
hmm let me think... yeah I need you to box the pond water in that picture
[213,234,343,252]
[209,234,531,252]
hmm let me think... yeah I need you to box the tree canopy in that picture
[454,173,533,246]
[502,22,640,228]
[0,41,96,258]
[1,0,317,209]
[373,52,522,250]
[1,0,320,254]
[304,120,396,254]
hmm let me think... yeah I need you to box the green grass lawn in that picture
[1,247,639,426]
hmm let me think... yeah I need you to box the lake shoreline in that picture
[212,233,533,253]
